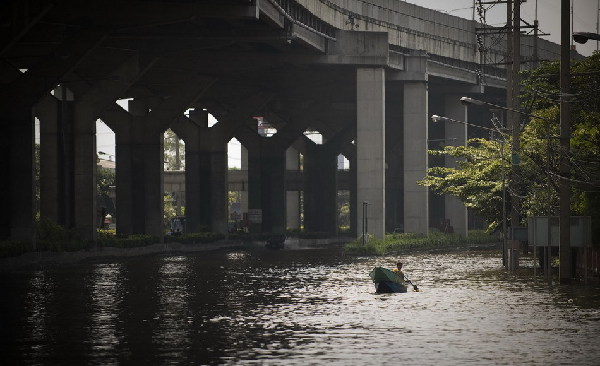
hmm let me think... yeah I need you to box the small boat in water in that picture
[369,267,408,293]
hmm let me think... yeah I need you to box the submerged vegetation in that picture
[344,230,500,256]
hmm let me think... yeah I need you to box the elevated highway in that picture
[1,0,565,242]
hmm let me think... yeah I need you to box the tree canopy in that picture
[419,51,600,237]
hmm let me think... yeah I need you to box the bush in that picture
[344,230,500,255]
[0,240,29,258]
[165,232,225,244]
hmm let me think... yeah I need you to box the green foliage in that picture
[338,190,350,228]
[0,241,29,258]
[344,230,500,256]
[164,129,185,170]
[164,193,177,229]
[420,51,600,230]
[165,232,225,244]
[97,166,116,216]
[419,138,509,231]
[285,229,335,239]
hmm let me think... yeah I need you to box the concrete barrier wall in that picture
[294,0,563,69]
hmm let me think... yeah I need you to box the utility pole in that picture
[559,0,572,282]
[504,0,521,267]
[504,0,513,268]
[510,0,521,227]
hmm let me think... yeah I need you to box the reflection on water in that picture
[88,263,124,362]
[1,247,600,365]
[23,270,54,361]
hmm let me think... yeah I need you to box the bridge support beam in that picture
[444,95,468,237]
[110,100,164,237]
[403,80,429,234]
[286,147,301,230]
[357,68,386,239]
[245,143,287,234]
[0,105,35,241]
[385,83,404,233]
[178,109,228,234]
[304,144,338,234]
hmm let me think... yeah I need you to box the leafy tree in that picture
[164,129,185,170]
[420,138,509,231]
[520,51,600,239]
[420,51,600,235]
[97,166,116,217]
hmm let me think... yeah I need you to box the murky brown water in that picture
[1,245,599,365]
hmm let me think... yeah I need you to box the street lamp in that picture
[572,32,600,44]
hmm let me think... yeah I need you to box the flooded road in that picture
[1,245,599,365]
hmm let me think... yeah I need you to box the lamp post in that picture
[362,201,370,245]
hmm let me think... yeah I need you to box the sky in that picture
[405,0,598,57]
[96,0,599,166]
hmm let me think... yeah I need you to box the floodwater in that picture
[1,244,599,365]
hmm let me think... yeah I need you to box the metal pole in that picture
[365,203,369,244]
[362,201,366,245]
[510,0,521,231]
[501,139,507,267]
[546,132,552,284]
[559,0,572,283]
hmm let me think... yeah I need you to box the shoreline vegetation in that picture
[344,230,501,255]
[0,223,500,261]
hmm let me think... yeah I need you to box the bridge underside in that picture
[1,0,505,242]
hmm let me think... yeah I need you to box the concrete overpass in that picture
[1,0,565,242]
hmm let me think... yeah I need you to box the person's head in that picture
[396,262,403,270]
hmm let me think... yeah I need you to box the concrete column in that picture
[261,146,286,234]
[403,81,429,234]
[0,106,35,241]
[357,68,386,239]
[184,110,209,233]
[385,83,404,233]
[182,109,228,234]
[240,145,249,217]
[304,145,337,234]
[37,96,61,224]
[247,147,262,233]
[444,95,468,237]
[209,149,228,234]
[115,100,164,237]
[115,127,135,235]
[349,154,357,236]
[286,147,301,230]
[73,103,98,240]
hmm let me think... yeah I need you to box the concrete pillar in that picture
[209,149,228,234]
[349,154,358,237]
[73,102,98,240]
[304,145,337,234]
[261,146,286,234]
[37,96,61,224]
[286,147,301,230]
[357,68,386,239]
[403,81,429,234]
[184,110,209,233]
[240,145,249,217]
[444,95,468,237]
[182,109,228,234]
[385,83,404,233]
[0,105,35,241]
[247,147,262,233]
[115,100,164,237]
